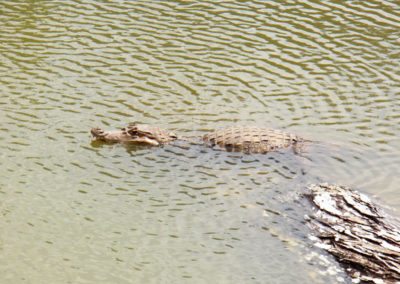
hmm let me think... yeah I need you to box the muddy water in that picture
[0,1,399,283]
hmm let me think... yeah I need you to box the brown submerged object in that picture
[306,184,400,283]
[91,124,302,154]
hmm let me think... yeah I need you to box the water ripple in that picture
[0,0,399,283]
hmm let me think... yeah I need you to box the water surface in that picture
[0,1,399,283]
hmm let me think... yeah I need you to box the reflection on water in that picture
[0,1,399,283]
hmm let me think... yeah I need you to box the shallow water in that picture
[0,1,399,283]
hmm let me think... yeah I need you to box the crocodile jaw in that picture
[130,136,160,146]
[91,128,160,146]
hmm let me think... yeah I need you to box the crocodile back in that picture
[203,126,301,153]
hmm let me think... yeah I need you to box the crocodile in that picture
[91,123,400,283]
[91,123,303,154]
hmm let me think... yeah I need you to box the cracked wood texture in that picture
[306,184,400,283]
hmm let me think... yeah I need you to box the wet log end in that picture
[305,183,400,283]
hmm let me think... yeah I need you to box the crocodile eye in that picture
[129,131,138,136]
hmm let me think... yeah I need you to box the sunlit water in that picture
[0,1,399,283]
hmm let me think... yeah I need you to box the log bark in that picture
[305,183,400,283]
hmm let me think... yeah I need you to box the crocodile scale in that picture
[202,126,301,154]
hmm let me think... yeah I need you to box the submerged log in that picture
[305,183,400,283]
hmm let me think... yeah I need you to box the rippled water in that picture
[0,1,399,283]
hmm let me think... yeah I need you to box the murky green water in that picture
[0,1,399,283]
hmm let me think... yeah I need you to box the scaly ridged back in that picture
[202,126,301,153]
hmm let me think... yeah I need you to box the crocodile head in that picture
[91,123,177,146]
